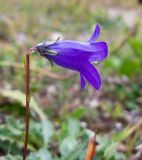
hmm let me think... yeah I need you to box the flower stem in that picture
[23,52,30,160]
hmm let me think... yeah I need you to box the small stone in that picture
[89,99,99,108]
[47,85,57,95]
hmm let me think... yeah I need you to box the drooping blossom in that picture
[35,24,108,90]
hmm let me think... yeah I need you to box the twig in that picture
[85,134,97,160]
[23,51,31,160]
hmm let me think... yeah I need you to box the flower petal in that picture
[88,24,100,43]
[49,41,108,62]
[80,74,86,89]
[49,41,98,52]
[89,42,108,62]
[80,62,101,90]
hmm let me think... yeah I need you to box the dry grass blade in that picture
[85,134,97,160]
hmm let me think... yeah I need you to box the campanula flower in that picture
[35,24,108,90]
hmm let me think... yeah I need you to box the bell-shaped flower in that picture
[35,24,108,90]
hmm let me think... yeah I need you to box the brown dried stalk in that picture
[23,47,36,160]
[23,51,31,160]
[85,134,97,160]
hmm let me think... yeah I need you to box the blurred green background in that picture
[0,0,142,160]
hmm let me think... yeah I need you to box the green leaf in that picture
[114,152,126,160]
[41,120,54,146]
[0,89,46,120]
[104,142,118,160]
[0,117,23,141]
[61,141,87,160]
[70,107,87,119]
[0,155,21,160]
[28,148,52,160]
[113,126,138,142]
[119,58,139,76]
[29,120,54,147]
[129,38,142,57]
[0,116,35,153]
[59,136,78,157]
[68,119,80,137]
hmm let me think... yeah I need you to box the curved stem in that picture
[23,52,30,160]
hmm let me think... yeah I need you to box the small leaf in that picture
[104,142,118,160]
[28,148,52,160]
[0,155,21,160]
[119,58,139,76]
[0,89,46,120]
[68,119,80,137]
[59,136,78,157]
[70,107,87,119]
[41,120,54,145]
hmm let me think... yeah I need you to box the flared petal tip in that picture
[88,24,101,43]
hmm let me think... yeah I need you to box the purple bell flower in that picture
[35,24,108,90]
